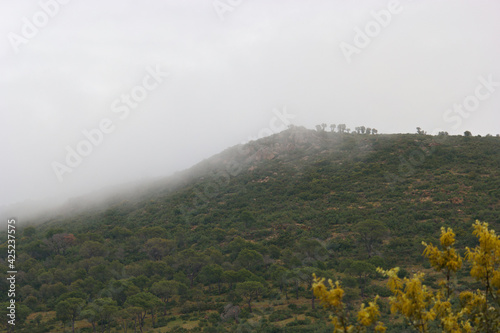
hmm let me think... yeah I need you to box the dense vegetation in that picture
[1,127,499,332]
[314,221,500,332]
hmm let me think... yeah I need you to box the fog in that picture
[1,0,499,217]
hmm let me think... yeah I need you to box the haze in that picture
[1,0,499,215]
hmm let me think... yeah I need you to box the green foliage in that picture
[354,220,388,258]
[4,129,500,331]
[236,281,265,312]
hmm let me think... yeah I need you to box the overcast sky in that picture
[1,0,499,209]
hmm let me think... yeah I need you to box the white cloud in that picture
[0,0,499,208]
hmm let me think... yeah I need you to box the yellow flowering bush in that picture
[313,220,499,332]
[312,275,386,332]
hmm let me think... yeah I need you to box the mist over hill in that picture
[10,126,497,231]
[4,127,499,229]
[3,1,500,330]
[0,126,499,332]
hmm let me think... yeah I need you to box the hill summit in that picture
[2,127,499,332]
[36,127,499,237]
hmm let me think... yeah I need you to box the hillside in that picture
[1,127,499,332]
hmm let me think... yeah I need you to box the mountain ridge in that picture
[1,127,499,332]
[8,127,499,229]
[28,127,499,235]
